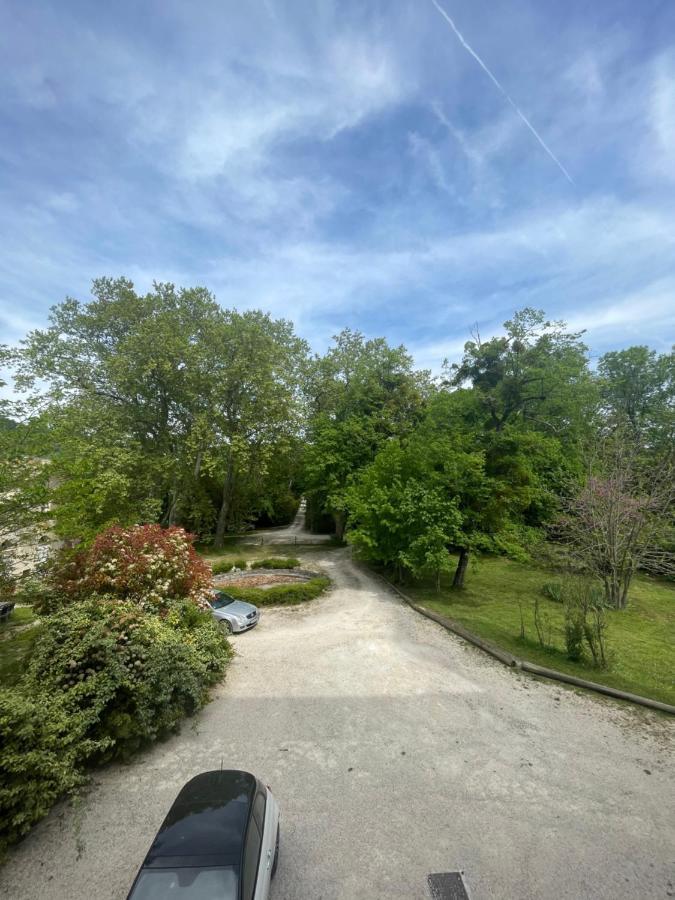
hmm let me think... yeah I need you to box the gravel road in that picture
[2,548,673,900]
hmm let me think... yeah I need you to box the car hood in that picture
[212,599,257,618]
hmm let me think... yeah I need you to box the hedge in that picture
[251,557,300,570]
[211,558,248,575]
[225,575,330,606]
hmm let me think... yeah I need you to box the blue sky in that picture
[1,0,674,369]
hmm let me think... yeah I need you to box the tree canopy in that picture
[4,283,672,604]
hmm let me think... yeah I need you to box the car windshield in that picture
[128,867,238,899]
[211,593,235,610]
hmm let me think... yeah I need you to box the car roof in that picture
[143,770,258,869]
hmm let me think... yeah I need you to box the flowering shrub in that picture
[24,597,231,761]
[52,524,214,612]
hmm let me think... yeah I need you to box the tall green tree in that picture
[597,345,674,447]
[303,329,429,538]
[13,279,308,544]
[346,413,564,587]
[448,307,596,446]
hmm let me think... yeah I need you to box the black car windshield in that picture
[211,593,235,609]
[128,867,238,899]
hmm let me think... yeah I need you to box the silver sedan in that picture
[208,590,260,633]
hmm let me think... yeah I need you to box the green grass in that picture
[401,556,675,707]
[0,606,40,686]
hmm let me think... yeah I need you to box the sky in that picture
[1,0,674,370]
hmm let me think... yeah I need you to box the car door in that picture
[254,787,280,900]
[241,796,263,900]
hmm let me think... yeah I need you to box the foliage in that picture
[0,687,101,857]
[560,434,674,608]
[0,395,51,578]
[346,409,566,587]
[532,595,554,649]
[251,557,300,569]
[303,329,429,538]
[51,524,213,613]
[562,579,610,667]
[1,585,231,856]
[598,345,674,448]
[0,619,42,686]
[541,580,564,603]
[24,598,231,762]
[447,307,596,443]
[211,558,248,574]
[10,278,308,545]
[225,576,330,606]
[0,552,16,599]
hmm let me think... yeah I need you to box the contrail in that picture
[429,0,574,184]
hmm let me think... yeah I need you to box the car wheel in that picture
[219,619,233,635]
[271,825,280,878]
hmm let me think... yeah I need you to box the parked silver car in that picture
[126,770,280,900]
[209,590,260,633]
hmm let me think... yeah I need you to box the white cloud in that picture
[648,57,675,183]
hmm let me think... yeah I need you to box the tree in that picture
[303,329,429,538]
[205,311,307,548]
[12,279,308,545]
[561,434,674,609]
[448,307,596,444]
[598,346,674,448]
[345,440,463,586]
[0,362,51,580]
[345,416,557,588]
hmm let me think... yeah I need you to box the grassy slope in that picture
[403,556,675,706]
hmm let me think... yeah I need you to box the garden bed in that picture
[214,567,319,590]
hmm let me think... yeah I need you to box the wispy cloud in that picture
[1,0,674,369]
[428,0,574,183]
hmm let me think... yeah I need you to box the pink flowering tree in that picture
[561,439,674,609]
[53,524,214,612]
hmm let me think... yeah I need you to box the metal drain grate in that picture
[427,872,470,900]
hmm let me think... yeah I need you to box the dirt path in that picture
[2,549,673,899]
[240,499,331,545]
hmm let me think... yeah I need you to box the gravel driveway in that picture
[2,549,673,899]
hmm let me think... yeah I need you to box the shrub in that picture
[225,576,329,606]
[562,579,611,667]
[24,598,231,761]
[541,580,564,603]
[0,687,103,857]
[251,557,300,570]
[51,524,213,613]
[211,558,248,575]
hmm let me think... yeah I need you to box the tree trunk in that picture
[452,548,469,589]
[193,450,203,480]
[619,568,633,610]
[333,510,347,542]
[213,457,234,550]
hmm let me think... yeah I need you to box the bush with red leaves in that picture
[51,524,213,613]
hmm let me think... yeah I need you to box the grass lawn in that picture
[0,605,41,686]
[402,556,675,707]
